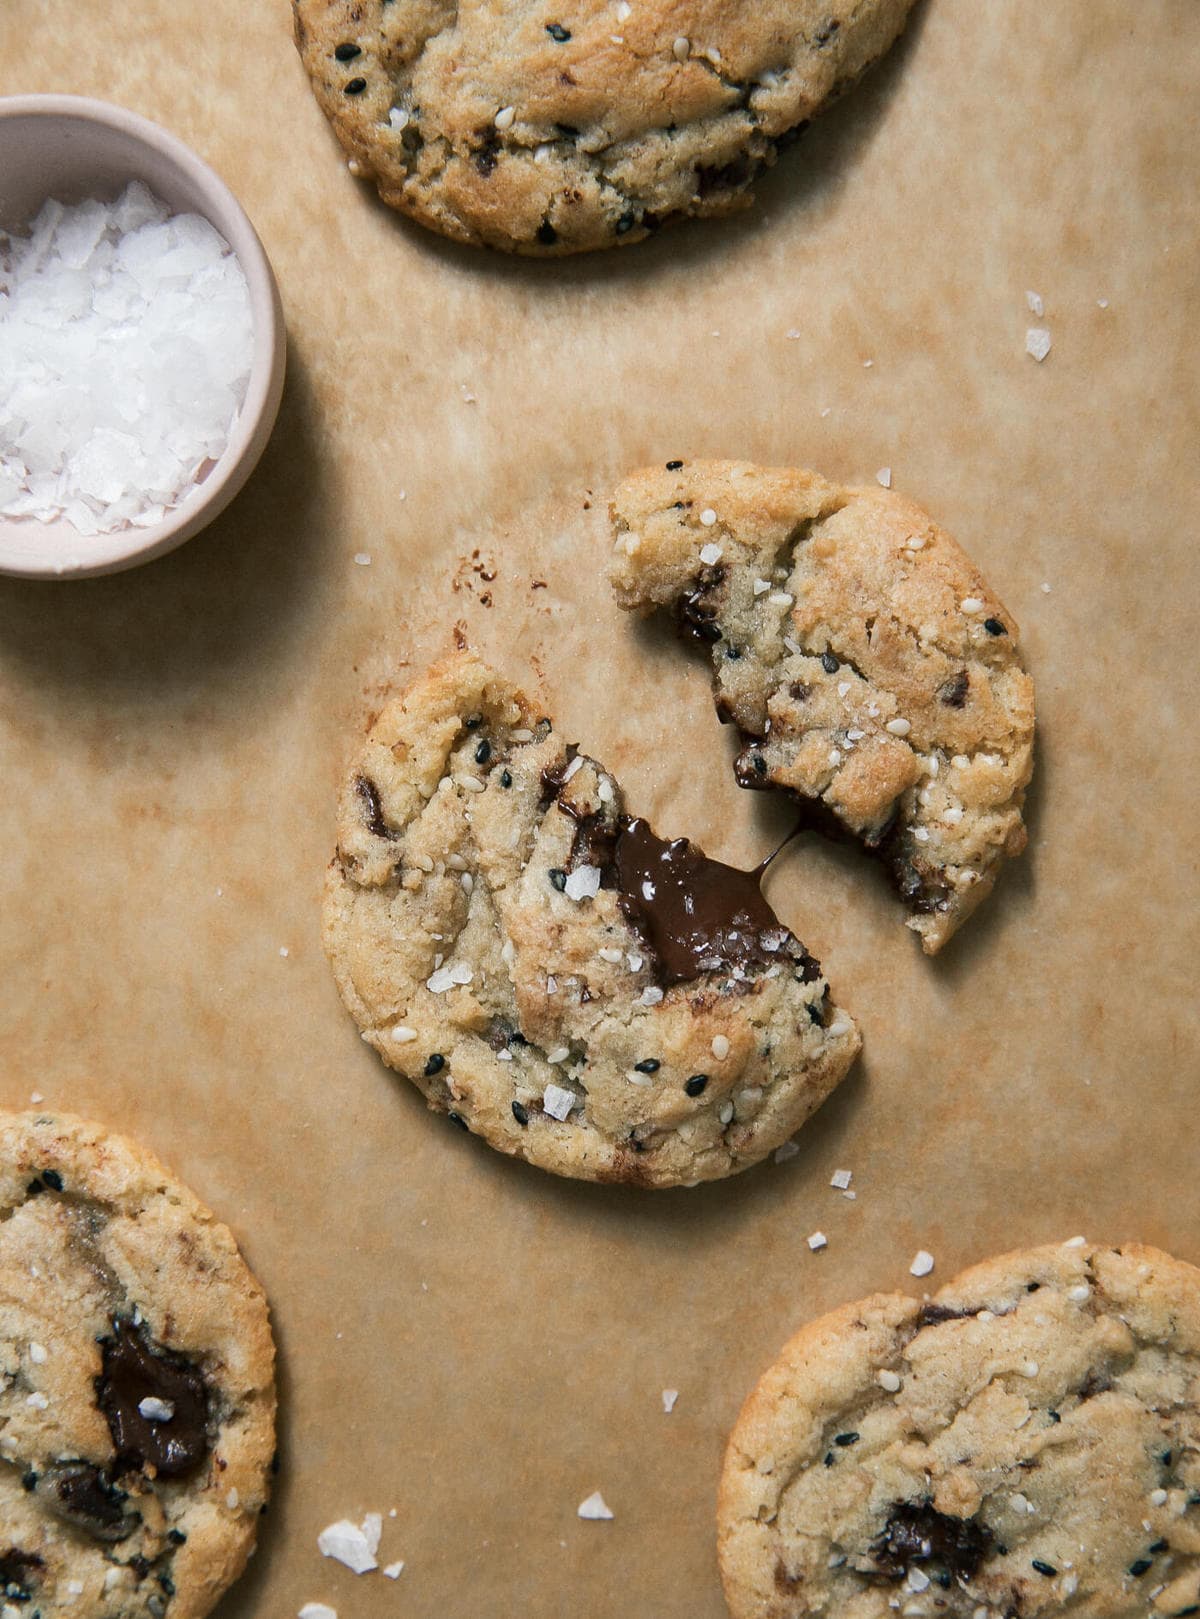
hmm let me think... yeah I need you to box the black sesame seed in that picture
[546,22,571,41]
[834,1432,859,1446]
[25,1178,43,1196]
[344,76,368,94]
[752,754,767,775]
[807,1001,825,1026]
[41,1169,63,1191]
[1031,1559,1057,1577]
[158,1576,175,1596]
[424,1053,445,1076]
[933,1571,951,1589]
[1161,1450,1174,1466]
[1128,1558,1152,1577]
[548,868,567,892]
[464,713,482,729]
[1027,1281,1041,1291]
[615,210,637,235]
[500,769,513,788]
[823,1452,835,1467]
[474,739,492,765]
[997,1545,1009,1556]
[1149,1539,1169,1554]
[447,1111,469,1132]
[20,1471,36,1491]
[511,1100,529,1126]
[983,617,1006,635]
[684,1074,708,1096]
[1048,1409,1061,1422]
[167,1530,187,1545]
[334,42,362,60]
[820,652,839,674]
[536,221,558,245]
[634,1059,661,1073]
[1189,1492,1200,1506]
[666,460,683,470]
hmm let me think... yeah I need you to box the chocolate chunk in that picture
[983,617,1006,635]
[915,1303,971,1327]
[511,1100,529,1126]
[938,669,969,707]
[540,745,579,804]
[536,221,558,246]
[43,1462,137,1543]
[871,1500,993,1581]
[612,816,813,987]
[676,568,726,645]
[355,775,398,840]
[333,42,361,60]
[97,1319,209,1479]
[0,1550,42,1601]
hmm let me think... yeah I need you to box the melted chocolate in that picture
[0,1549,42,1600]
[612,817,813,987]
[97,1319,210,1479]
[915,1303,971,1328]
[675,566,725,645]
[44,1462,137,1542]
[354,776,397,841]
[871,1500,993,1581]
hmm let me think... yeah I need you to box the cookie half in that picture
[611,462,1036,953]
[719,1240,1200,1619]
[292,0,917,255]
[0,1112,276,1619]
[322,653,860,1186]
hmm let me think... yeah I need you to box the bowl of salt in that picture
[0,96,285,579]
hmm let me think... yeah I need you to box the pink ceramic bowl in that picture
[0,95,286,580]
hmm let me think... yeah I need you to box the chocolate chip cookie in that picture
[719,1240,1200,1619]
[0,1111,276,1619]
[322,653,860,1186]
[292,0,917,254]
[610,462,1036,953]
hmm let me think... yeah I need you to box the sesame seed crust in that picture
[321,653,860,1186]
[719,1241,1200,1619]
[291,0,917,255]
[609,462,1036,953]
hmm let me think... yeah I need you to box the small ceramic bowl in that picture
[0,95,286,580]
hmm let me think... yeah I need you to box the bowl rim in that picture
[0,93,286,581]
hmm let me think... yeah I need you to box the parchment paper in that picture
[1,3,1197,1615]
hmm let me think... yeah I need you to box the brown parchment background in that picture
[0,3,1198,1615]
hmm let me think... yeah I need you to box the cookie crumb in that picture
[578,1491,614,1521]
[661,1389,679,1413]
[910,1250,935,1277]
[807,1231,827,1251]
[1025,327,1052,362]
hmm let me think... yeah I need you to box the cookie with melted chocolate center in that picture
[0,1113,276,1619]
[322,652,860,1186]
[610,461,1036,953]
[719,1241,1200,1619]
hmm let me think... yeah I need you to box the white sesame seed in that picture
[460,872,474,893]
[388,106,410,131]
[711,1034,731,1061]
[960,596,984,615]
[875,467,892,488]
[912,827,930,843]
[1026,327,1052,362]
[616,0,631,17]
[458,774,486,793]
[951,754,970,769]
[768,591,794,607]
[598,947,623,963]
[28,1343,47,1364]
[672,35,690,60]
[597,779,614,803]
[501,939,515,965]
[943,804,963,824]
[227,1488,239,1510]
[511,728,534,742]
[347,159,363,178]
[1067,1283,1090,1303]
[1150,1488,1168,1506]
[390,1026,418,1043]
[534,142,553,162]
[699,541,722,565]
[827,749,842,767]
[877,1369,902,1392]
[563,755,584,782]
[830,1168,852,1190]
[718,1100,734,1125]
[699,508,718,527]
[353,551,371,566]
[827,1015,854,1039]
[25,1392,48,1410]
[546,1047,570,1064]
[807,1231,827,1251]
[846,727,865,741]
[1063,1235,1087,1247]
[1021,1361,1039,1378]
[446,853,468,871]
[886,717,911,737]
[737,1087,763,1107]
[703,45,721,65]
[412,853,434,873]
[905,534,926,551]
[627,1070,654,1087]
[426,963,472,993]
[910,1250,934,1277]
[543,1083,575,1120]
[494,105,516,130]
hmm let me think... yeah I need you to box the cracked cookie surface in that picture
[322,653,860,1186]
[610,461,1036,953]
[0,1113,276,1619]
[719,1240,1200,1619]
[292,0,916,254]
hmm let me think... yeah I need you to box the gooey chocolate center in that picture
[97,1318,210,1479]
